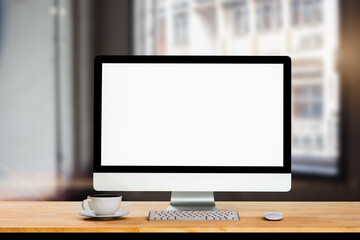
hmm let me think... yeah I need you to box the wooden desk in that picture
[0,201,359,232]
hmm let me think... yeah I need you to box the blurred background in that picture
[0,0,359,201]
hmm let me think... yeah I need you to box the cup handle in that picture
[81,199,94,213]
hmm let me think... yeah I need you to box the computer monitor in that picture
[94,56,291,211]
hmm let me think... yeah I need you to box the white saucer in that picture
[79,210,129,218]
[264,212,283,221]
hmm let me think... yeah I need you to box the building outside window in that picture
[304,0,322,24]
[256,0,282,32]
[223,1,249,37]
[133,0,339,176]
[291,0,300,25]
[293,85,322,118]
[173,1,189,45]
[292,0,322,26]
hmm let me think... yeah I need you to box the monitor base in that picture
[166,191,219,211]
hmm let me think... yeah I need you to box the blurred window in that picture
[133,0,340,177]
[0,0,75,200]
[305,0,322,24]
[173,1,188,45]
[224,0,249,36]
[256,0,282,32]
[156,5,167,55]
[293,85,322,118]
[291,0,300,26]
[292,0,322,26]
[316,136,323,149]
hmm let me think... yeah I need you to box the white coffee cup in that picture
[81,194,122,215]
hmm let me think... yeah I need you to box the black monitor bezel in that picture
[94,55,291,173]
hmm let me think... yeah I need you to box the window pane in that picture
[291,0,300,26]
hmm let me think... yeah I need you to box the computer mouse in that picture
[264,212,283,221]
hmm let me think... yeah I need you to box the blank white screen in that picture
[101,63,283,167]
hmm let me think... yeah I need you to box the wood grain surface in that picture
[0,201,359,232]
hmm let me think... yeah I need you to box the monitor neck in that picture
[166,191,219,211]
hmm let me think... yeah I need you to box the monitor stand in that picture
[166,191,219,211]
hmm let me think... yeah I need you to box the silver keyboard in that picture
[148,210,239,221]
